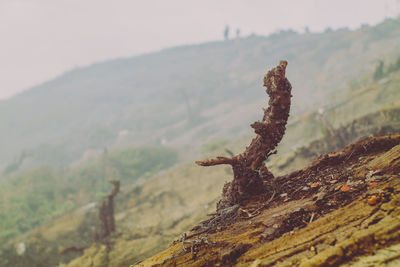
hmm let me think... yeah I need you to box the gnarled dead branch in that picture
[196,61,292,209]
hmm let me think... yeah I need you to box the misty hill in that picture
[3,65,400,266]
[1,18,400,168]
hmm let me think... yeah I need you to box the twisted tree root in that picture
[196,61,292,210]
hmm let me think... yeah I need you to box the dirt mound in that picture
[138,133,400,266]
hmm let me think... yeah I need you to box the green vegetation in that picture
[1,18,400,169]
[200,138,229,153]
[108,147,177,180]
[1,17,400,267]
[374,60,385,81]
[388,55,400,73]
[373,55,400,81]
[0,146,178,240]
[0,168,69,239]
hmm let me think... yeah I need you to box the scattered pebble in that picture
[311,183,319,188]
[366,169,383,180]
[367,195,379,205]
[261,227,276,238]
[346,230,353,238]
[346,180,364,187]
[325,235,337,245]
[369,182,378,187]
[340,185,350,192]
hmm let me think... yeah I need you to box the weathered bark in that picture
[196,61,292,209]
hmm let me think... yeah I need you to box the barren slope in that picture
[139,133,400,266]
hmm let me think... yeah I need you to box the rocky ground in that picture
[138,133,400,266]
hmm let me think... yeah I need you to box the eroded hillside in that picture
[139,133,400,267]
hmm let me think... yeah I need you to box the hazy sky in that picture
[0,0,399,99]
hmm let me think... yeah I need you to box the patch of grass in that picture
[0,146,178,241]
[201,139,229,153]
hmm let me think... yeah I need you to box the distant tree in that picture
[388,55,400,73]
[178,88,194,123]
[3,151,30,175]
[304,26,310,34]
[374,60,384,81]
[101,147,108,192]
[337,27,349,32]
[224,25,230,40]
[236,28,241,38]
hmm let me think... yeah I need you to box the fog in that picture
[2,1,400,266]
[0,0,399,99]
